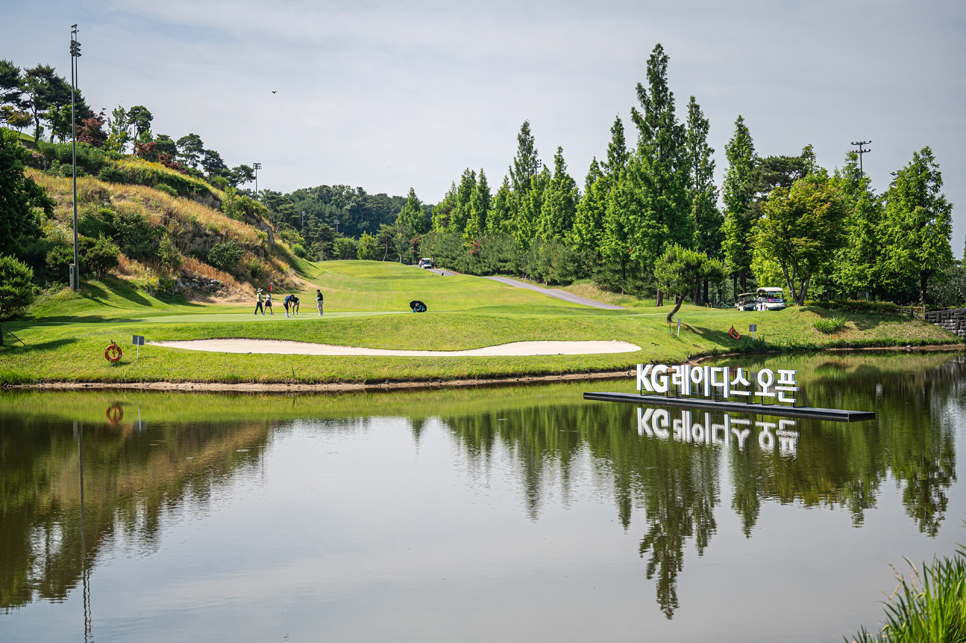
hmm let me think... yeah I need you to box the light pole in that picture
[851,140,871,173]
[70,25,81,290]
[253,162,262,200]
[334,219,339,235]
[301,210,305,230]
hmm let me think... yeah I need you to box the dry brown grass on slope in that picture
[29,171,261,246]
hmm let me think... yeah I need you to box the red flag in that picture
[269,283,273,291]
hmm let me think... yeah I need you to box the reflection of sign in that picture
[638,407,800,456]
[637,364,798,404]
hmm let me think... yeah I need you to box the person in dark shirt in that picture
[315,289,323,316]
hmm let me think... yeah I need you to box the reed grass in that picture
[814,316,848,334]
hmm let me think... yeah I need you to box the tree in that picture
[536,147,578,241]
[653,244,723,324]
[397,187,427,235]
[1,106,31,134]
[153,134,178,159]
[0,254,34,322]
[627,44,692,303]
[357,231,376,260]
[0,60,22,109]
[486,177,513,236]
[756,172,847,306]
[105,105,131,153]
[0,128,53,256]
[80,236,120,278]
[878,147,953,305]
[685,96,723,303]
[127,106,153,146]
[571,158,606,253]
[449,169,476,233]
[468,169,491,238]
[201,149,228,179]
[831,151,883,298]
[77,109,107,147]
[603,115,628,177]
[513,164,550,249]
[509,120,541,196]
[20,65,72,143]
[229,164,255,188]
[721,115,756,294]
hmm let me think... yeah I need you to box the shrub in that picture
[155,235,182,272]
[332,237,357,260]
[813,317,847,334]
[112,205,159,261]
[292,244,308,259]
[357,232,376,260]
[0,254,35,319]
[46,245,74,283]
[97,165,127,183]
[154,183,178,198]
[81,236,120,278]
[78,206,115,239]
[207,239,244,273]
[804,299,900,315]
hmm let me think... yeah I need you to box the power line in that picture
[851,140,871,173]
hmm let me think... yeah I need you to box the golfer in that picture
[254,288,265,315]
[283,294,294,317]
[315,289,323,316]
[292,295,300,315]
[265,291,274,315]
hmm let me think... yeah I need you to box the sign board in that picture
[132,335,145,346]
[636,363,799,405]
[749,324,757,333]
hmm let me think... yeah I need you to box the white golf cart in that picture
[755,287,786,311]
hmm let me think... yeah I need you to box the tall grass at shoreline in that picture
[849,546,966,643]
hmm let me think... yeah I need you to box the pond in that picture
[1,351,965,642]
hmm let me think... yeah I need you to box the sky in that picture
[4,0,965,251]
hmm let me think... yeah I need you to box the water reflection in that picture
[0,351,962,627]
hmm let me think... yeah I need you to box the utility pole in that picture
[253,162,262,201]
[70,25,81,290]
[851,140,871,173]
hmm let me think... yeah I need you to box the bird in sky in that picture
[272,90,277,94]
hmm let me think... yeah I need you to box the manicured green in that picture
[0,260,958,385]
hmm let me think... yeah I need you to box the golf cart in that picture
[418,258,435,269]
[755,287,786,311]
[735,293,757,311]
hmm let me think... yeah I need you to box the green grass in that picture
[0,261,959,385]
[849,546,966,642]
[814,316,848,334]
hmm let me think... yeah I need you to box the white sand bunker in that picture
[150,338,641,357]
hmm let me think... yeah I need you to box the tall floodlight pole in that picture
[301,210,305,229]
[70,26,82,290]
[851,140,871,173]
[253,162,262,201]
[335,219,339,235]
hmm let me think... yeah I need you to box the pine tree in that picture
[397,187,427,235]
[878,147,953,305]
[509,120,540,196]
[721,115,757,294]
[536,147,578,241]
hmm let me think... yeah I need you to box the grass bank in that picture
[0,261,959,386]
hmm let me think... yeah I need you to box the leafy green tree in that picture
[176,133,204,169]
[627,44,692,302]
[685,96,723,303]
[0,128,52,256]
[229,164,255,188]
[468,169,491,238]
[756,172,847,305]
[207,239,244,273]
[0,254,33,322]
[357,231,376,260]
[332,237,358,260]
[397,187,427,235]
[603,115,628,177]
[654,244,724,324]
[509,120,541,195]
[486,177,513,236]
[571,158,606,253]
[81,236,120,278]
[105,106,131,153]
[721,115,756,294]
[126,106,153,145]
[153,134,177,159]
[1,106,31,135]
[878,147,953,305]
[831,152,883,298]
[514,164,550,249]
[112,206,159,261]
[431,182,457,231]
[449,169,477,233]
[536,147,578,241]
[201,149,228,179]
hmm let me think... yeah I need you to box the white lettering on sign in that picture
[635,408,799,457]
[636,364,799,404]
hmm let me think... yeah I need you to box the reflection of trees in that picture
[443,403,719,618]
[0,413,271,612]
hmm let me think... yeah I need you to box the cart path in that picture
[149,339,641,356]
[483,276,625,310]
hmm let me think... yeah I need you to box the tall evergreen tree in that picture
[513,165,550,249]
[685,96,723,303]
[721,115,757,294]
[878,147,953,305]
[626,43,691,302]
[831,152,883,298]
[468,169,491,238]
[449,168,477,233]
[536,147,578,241]
[487,177,513,236]
[397,187,427,235]
[572,158,606,253]
[431,182,457,231]
[604,115,628,178]
[509,120,540,196]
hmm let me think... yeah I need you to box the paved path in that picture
[483,276,625,310]
[424,268,459,276]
